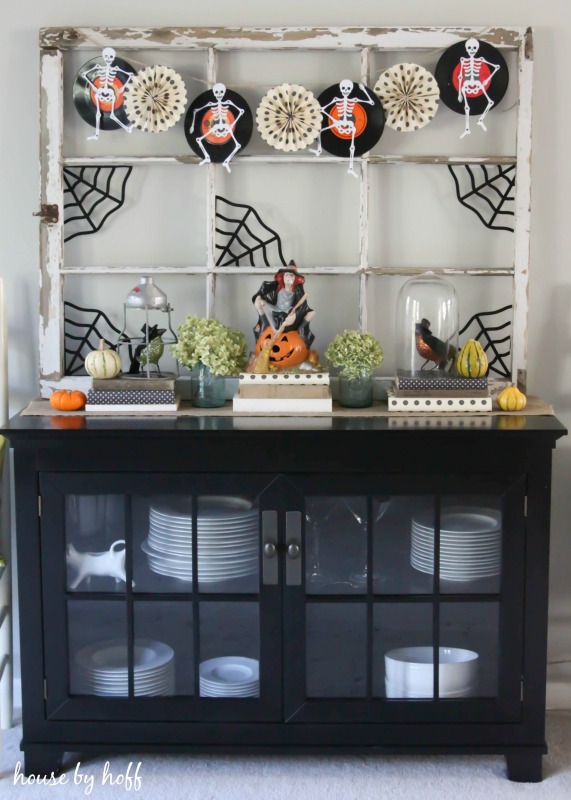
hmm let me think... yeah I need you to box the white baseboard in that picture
[546,680,571,709]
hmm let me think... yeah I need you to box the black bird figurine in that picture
[415,318,456,371]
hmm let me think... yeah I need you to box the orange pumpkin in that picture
[50,415,86,429]
[255,327,309,370]
[49,389,87,412]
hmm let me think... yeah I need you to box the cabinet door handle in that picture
[285,511,302,585]
[262,511,278,585]
[287,543,300,559]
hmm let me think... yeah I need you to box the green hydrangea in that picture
[172,316,247,377]
[325,330,384,380]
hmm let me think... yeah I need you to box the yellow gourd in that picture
[497,385,527,412]
[456,339,488,378]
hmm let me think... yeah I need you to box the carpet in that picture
[2,712,571,799]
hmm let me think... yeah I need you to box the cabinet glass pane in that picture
[66,494,126,593]
[373,496,434,595]
[306,603,367,697]
[199,602,259,698]
[439,497,502,594]
[197,495,259,594]
[133,495,191,594]
[373,603,433,698]
[68,600,127,696]
[305,497,368,594]
[132,493,260,594]
[133,601,193,696]
[440,602,500,698]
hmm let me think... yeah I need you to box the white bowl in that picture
[384,647,479,695]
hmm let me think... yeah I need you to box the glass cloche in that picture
[395,273,459,378]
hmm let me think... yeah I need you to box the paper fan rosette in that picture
[124,66,187,133]
[374,64,439,132]
[257,84,321,152]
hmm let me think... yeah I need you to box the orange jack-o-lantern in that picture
[255,327,309,370]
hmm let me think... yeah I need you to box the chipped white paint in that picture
[39,26,525,51]
[61,265,515,276]
[62,154,518,167]
[39,50,64,393]
[205,47,217,319]
[41,376,92,395]
[512,29,533,392]
[358,47,371,334]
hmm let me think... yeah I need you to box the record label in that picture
[185,85,253,169]
[316,81,384,158]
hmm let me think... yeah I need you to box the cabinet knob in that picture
[264,542,277,558]
[287,543,300,559]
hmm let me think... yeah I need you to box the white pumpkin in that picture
[85,339,122,379]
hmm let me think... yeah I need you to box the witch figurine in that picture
[248,260,318,372]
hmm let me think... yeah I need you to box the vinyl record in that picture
[184,87,253,163]
[316,81,385,158]
[73,55,136,132]
[435,39,509,116]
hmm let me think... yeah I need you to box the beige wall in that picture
[1,1,570,704]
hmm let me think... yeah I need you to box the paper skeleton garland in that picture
[435,39,509,139]
[73,48,136,141]
[374,64,440,132]
[311,80,385,177]
[185,84,253,172]
[124,66,187,133]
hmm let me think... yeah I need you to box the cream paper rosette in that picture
[256,84,321,152]
[124,66,188,133]
[374,64,440,132]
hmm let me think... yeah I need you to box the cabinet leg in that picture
[505,751,543,783]
[22,745,64,778]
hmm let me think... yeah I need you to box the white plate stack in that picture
[143,496,259,583]
[199,656,260,698]
[385,646,479,699]
[410,507,502,582]
[74,639,175,697]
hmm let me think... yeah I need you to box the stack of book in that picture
[86,376,180,412]
[233,372,332,412]
[387,374,491,413]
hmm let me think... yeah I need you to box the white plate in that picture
[199,680,259,693]
[385,679,476,699]
[77,664,174,681]
[411,563,500,580]
[200,689,259,698]
[411,548,501,565]
[143,539,257,562]
[75,639,173,674]
[411,556,500,572]
[411,554,500,570]
[199,656,259,685]
[148,537,259,556]
[412,508,501,533]
[411,527,501,542]
[147,563,257,581]
[151,499,255,522]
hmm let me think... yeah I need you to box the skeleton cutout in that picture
[80,48,134,141]
[456,39,501,138]
[311,80,377,177]
[188,83,246,172]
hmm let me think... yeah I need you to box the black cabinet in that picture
[3,413,566,782]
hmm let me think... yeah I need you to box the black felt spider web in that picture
[448,165,516,232]
[459,304,512,377]
[64,301,127,376]
[63,166,132,243]
[215,196,287,267]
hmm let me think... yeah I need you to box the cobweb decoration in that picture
[448,164,516,232]
[215,196,287,267]
[63,166,133,242]
[459,304,512,377]
[64,301,128,376]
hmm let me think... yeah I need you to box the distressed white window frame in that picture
[38,26,533,396]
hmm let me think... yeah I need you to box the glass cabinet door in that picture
[40,473,281,722]
[285,474,525,724]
